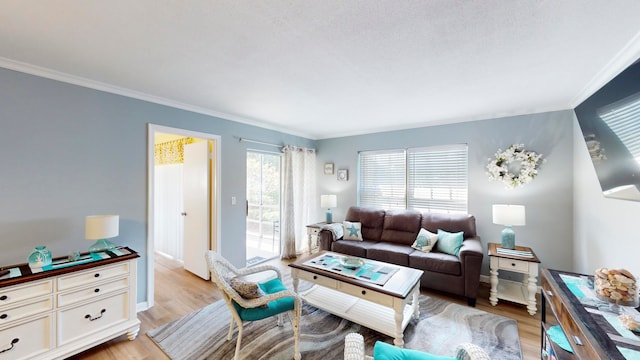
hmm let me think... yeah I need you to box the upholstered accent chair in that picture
[205,251,301,360]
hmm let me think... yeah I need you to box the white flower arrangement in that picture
[487,144,544,188]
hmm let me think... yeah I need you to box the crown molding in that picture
[0,57,315,139]
[570,31,640,107]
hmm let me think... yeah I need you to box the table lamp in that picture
[320,194,337,223]
[86,215,119,253]
[492,205,525,249]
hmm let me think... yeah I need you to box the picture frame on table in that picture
[324,162,334,175]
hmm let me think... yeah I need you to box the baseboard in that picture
[137,301,150,313]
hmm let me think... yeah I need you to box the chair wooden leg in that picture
[227,318,234,341]
[293,301,301,360]
[234,323,243,360]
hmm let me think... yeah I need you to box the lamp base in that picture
[325,209,333,223]
[89,239,116,253]
[500,226,516,249]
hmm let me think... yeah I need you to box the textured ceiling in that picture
[1,1,640,139]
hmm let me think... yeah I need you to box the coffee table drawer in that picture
[338,282,393,307]
[295,270,337,289]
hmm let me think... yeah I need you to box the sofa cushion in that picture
[437,230,463,256]
[368,242,413,266]
[332,240,378,258]
[345,207,385,242]
[409,251,461,276]
[343,221,363,241]
[380,209,422,245]
[411,228,439,252]
[421,212,477,239]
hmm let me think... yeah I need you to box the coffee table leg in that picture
[412,285,420,320]
[394,307,404,347]
[292,272,299,293]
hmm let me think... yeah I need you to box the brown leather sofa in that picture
[319,206,483,306]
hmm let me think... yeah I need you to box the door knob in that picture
[181,212,187,216]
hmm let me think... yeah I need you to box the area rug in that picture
[148,295,522,360]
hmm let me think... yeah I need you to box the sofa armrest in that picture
[458,237,483,302]
[319,229,335,251]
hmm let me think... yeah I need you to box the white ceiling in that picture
[2,1,640,140]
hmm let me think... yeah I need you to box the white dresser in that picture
[0,248,140,360]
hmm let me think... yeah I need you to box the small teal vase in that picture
[28,246,53,269]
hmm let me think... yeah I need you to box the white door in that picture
[182,141,210,279]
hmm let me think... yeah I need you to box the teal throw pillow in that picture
[372,341,455,360]
[437,229,464,256]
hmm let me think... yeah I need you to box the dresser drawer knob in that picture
[0,314,7,320]
[94,273,100,278]
[94,288,100,293]
[0,338,19,354]
[511,263,516,267]
[0,295,7,301]
[85,308,106,321]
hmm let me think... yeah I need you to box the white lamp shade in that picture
[86,215,119,240]
[320,194,337,208]
[492,205,526,226]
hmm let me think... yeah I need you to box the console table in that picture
[541,268,640,359]
[0,247,140,360]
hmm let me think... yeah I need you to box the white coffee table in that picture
[289,251,423,347]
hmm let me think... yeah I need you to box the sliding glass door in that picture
[246,151,281,266]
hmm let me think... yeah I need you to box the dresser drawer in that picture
[498,258,528,272]
[0,297,52,328]
[0,314,53,360]
[294,270,337,289]
[57,263,129,291]
[0,280,53,308]
[337,281,392,307]
[58,278,129,307]
[58,291,129,345]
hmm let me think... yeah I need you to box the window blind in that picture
[598,91,640,163]
[358,149,406,209]
[408,144,468,213]
[358,144,468,213]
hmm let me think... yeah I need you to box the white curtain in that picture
[281,145,317,259]
[154,164,184,260]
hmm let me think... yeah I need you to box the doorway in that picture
[146,124,221,308]
[246,150,281,265]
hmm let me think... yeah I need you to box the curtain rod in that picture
[238,137,282,148]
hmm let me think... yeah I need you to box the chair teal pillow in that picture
[233,277,294,321]
[373,341,456,360]
[437,229,464,256]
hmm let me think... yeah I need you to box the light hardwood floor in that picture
[69,254,541,359]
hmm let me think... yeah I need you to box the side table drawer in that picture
[498,258,528,272]
[0,280,53,308]
[58,291,129,345]
[0,314,53,360]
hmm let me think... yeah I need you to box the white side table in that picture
[305,222,330,254]
[488,242,540,315]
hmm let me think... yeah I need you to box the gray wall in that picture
[0,68,315,302]
[316,110,575,277]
